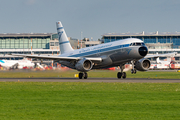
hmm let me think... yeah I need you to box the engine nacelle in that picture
[135,58,151,71]
[75,59,93,72]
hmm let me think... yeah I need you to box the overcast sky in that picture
[0,0,180,40]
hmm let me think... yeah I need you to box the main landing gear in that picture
[117,72,126,79]
[117,65,126,79]
[79,72,88,79]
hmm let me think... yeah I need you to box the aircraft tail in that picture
[56,21,74,54]
[156,57,160,64]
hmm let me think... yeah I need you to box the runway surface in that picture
[0,78,180,83]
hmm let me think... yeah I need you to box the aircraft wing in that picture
[11,54,102,63]
[145,52,177,59]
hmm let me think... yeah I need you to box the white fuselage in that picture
[58,38,147,69]
[0,60,34,69]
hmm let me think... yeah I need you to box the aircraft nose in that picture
[139,46,148,56]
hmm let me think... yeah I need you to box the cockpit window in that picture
[130,42,145,46]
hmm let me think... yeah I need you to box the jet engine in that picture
[135,58,151,71]
[75,58,93,72]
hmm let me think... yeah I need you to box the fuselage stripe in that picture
[69,44,130,57]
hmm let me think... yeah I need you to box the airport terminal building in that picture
[0,33,80,60]
[102,31,180,61]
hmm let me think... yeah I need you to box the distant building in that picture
[0,33,80,59]
[85,41,101,47]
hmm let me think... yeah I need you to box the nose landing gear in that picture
[79,72,88,79]
[131,60,137,74]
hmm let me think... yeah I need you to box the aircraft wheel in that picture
[131,69,137,74]
[84,72,88,79]
[79,73,83,79]
[131,69,134,74]
[117,72,122,79]
[122,72,126,79]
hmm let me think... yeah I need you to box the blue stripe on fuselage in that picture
[69,44,130,57]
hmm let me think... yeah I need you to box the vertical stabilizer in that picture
[56,21,74,54]
[156,57,160,64]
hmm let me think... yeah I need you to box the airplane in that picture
[11,21,176,79]
[148,53,176,69]
[0,59,35,70]
[146,52,176,64]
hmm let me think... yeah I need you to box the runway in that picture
[0,78,180,83]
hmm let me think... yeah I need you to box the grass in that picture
[0,82,180,119]
[0,70,180,79]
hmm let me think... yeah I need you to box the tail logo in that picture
[58,31,63,40]
[0,60,5,63]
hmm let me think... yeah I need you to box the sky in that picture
[0,0,180,40]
